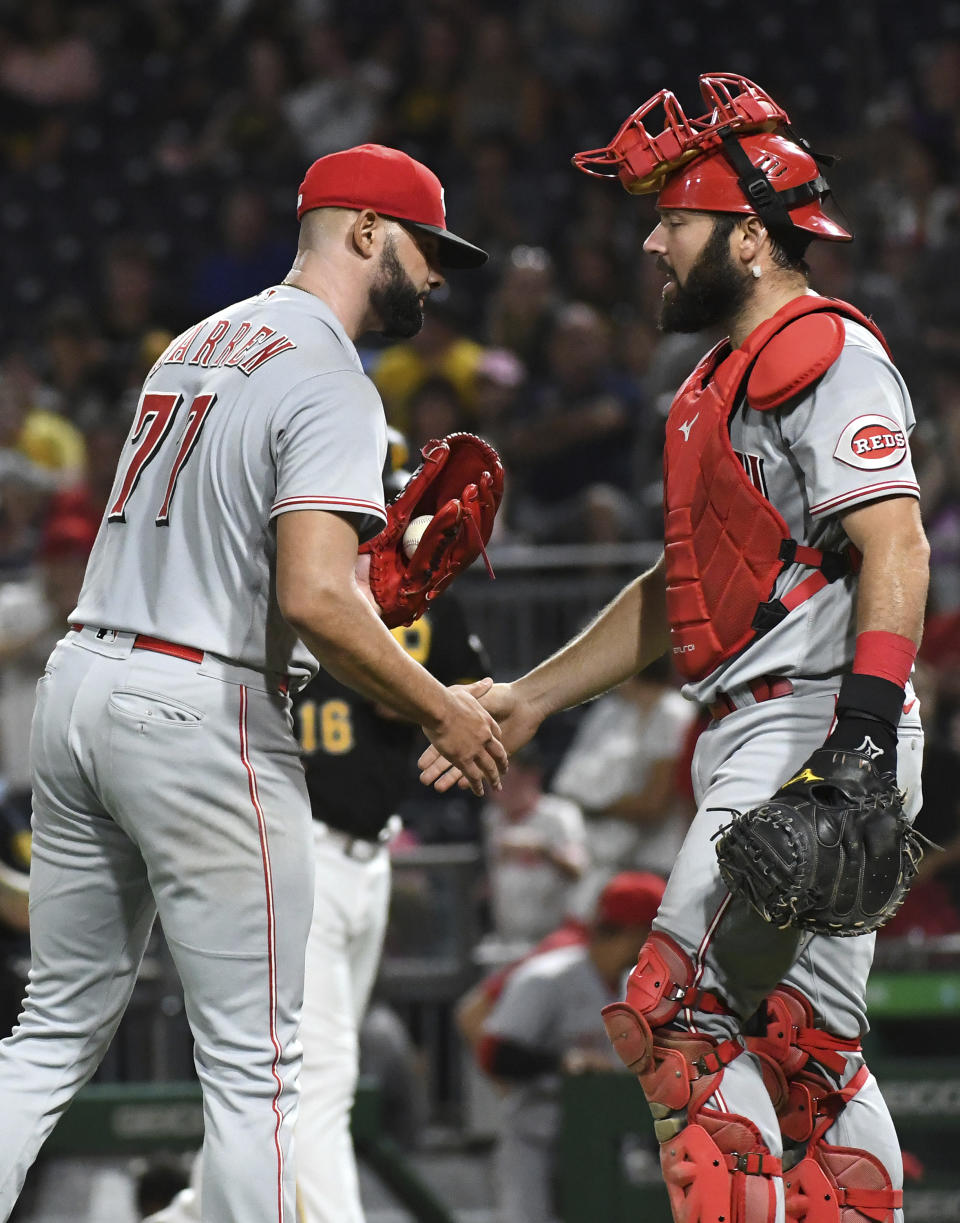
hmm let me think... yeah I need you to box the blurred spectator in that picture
[446,132,532,269]
[475,869,663,1223]
[0,785,30,1037]
[405,376,468,455]
[481,743,587,955]
[191,187,291,316]
[0,0,100,167]
[283,25,390,160]
[371,300,485,430]
[388,14,462,163]
[562,236,629,314]
[199,36,301,178]
[0,357,84,485]
[358,998,429,1147]
[0,511,97,795]
[47,411,127,535]
[451,13,546,153]
[469,347,527,450]
[916,355,960,613]
[98,238,172,382]
[551,657,695,916]
[40,299,112,426]
[486,246,560,379]
[881,662,960,937]
[504,302,643,542]
[0,451,54,576]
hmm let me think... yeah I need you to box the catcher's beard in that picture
[659,217,752,334]
[370,235,424,339]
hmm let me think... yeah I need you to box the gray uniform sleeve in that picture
[484,960,556,1048]
[780,331,919,521]
[270,370,387,542]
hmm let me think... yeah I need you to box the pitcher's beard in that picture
[371,237,424,339]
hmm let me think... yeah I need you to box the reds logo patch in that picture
[833,414,907,471]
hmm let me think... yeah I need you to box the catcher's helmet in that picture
[573,73,850,258]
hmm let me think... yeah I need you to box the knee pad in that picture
[746,986,863,1145]
[602,932,741,1133]
[783,1147,902,1222]
[602,934,780,1223]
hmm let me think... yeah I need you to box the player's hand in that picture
[422,678,508,797]
[419,680,542,792]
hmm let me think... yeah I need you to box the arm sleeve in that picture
[270,370,388,542]
[780,336,920,521]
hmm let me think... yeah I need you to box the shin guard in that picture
[750,987,901,1222]
[603,934,780,1222]
[783,1148,901,1222]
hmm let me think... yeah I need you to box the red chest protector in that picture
[663,295,890,682]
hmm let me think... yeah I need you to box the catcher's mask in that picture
[572,73,850,261]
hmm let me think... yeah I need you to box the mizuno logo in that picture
[678,413,700,441]
[782,768,823,788]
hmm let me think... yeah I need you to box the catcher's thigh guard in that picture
[748,986,902,1222]
[602,934,781,1222]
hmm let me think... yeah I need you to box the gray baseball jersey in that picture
[73,285,388,684]
[685,315,919,706]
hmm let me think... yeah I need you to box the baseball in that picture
[402,514,433,559]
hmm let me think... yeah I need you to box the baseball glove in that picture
[360,432,503,628]
[714,748,931,937]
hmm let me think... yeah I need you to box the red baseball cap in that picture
[39,514,98,561]
[296,144,488,270]
[595,871,665,929]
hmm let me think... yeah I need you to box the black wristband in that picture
[836,673,905,731]
[487,1039,561,1081]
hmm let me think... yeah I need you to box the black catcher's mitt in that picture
[714,749,930,937]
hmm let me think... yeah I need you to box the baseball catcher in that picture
[715,747,931,936]
[360,431,503,628]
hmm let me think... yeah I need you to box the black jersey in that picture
[0,790,31,960]
[292,596,488,840]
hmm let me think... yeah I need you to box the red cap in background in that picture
[595,871,665,929]
[296,144,488,270]
[40,514,98,562]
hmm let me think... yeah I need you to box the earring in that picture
[751,265,762,279]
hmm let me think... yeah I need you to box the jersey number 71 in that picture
[107,390,217,525]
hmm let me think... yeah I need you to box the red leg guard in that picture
[601,936,781,1223]
[660,1115,780,1222]
[751,986,901,1223]
[784,1147,901,1222]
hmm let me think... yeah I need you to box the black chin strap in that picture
[716,126,828,262]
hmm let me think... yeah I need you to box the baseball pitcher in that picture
[0,144,506,1223]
